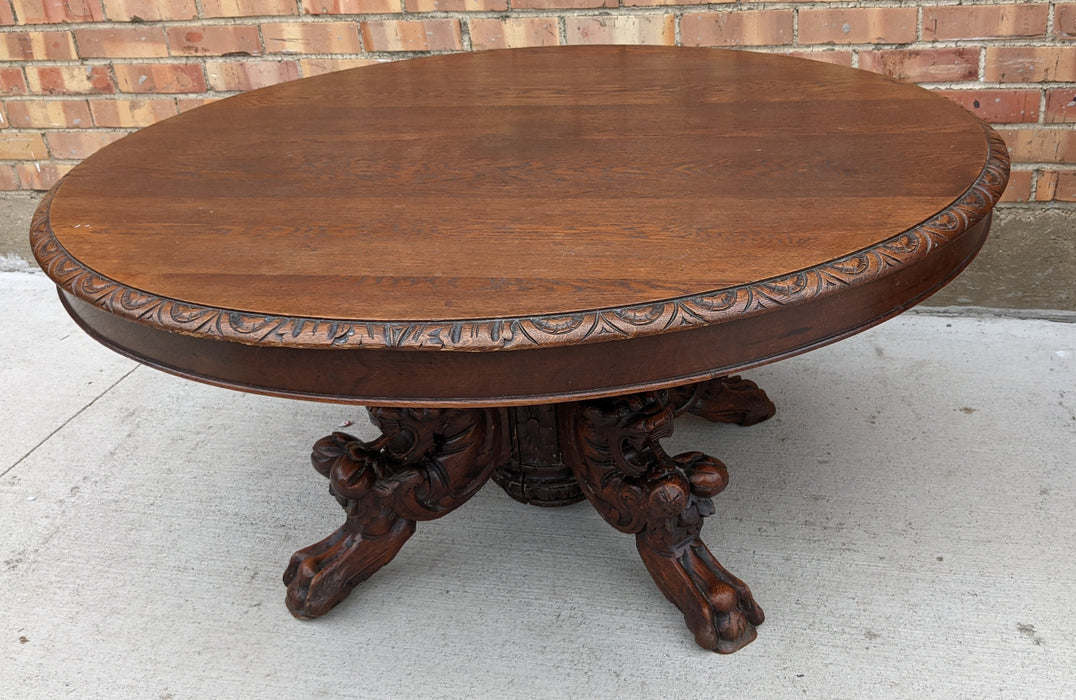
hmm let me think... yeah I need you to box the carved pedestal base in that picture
[285,376,775,653]
[492,405,584,507]
[489,377,776,509]
[559,386,769,653]
[283,407,508,618]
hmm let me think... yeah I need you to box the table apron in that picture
[57,216,989,407]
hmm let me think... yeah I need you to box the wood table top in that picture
[34,46,1006,355]
[33,46,1007,404]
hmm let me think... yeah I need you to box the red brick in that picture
[1057,5,1076,40]
[469,18,559,50]
[681,10,793,47]
[999,169,1031,202]
[513,0,613,9]
[74,27,168,58]
[16,161,73,190]
[102,0,197,21]
[995,127,1076,163]
[859,48,979,83]
[360,19,462,52]
[176,97,217,113]
[263,22,362,54]
[5,99,92,127]
[0,132,47,159]
[0,104,6,128]
[0,31,77,60]
[1034,170,1055,200]
[26,65,114,94]
[206,60,300,91]
[799,8,916,45]
[166,25,261,57]
[11,0,104,24]
[0,68,27,95]
[1045,89,1076,124]
[204,0,298,16]
[624,0,719,6]
[406,0,506,10]
[45,129,126,158]
[940,89,1039,124]
[1045,170,1076,198]
[1037,171,1076,201]
[89,97,175,127]
[781,50,853,67]
[301,0,401,12]
[298,57,382,76]
[566,15,674,46]
[922,4,1048,41]
[113,63,207,94]
[1,2,15,25]
[0,166,20,191]
[1,68,28,96]
[985,47,1076,83]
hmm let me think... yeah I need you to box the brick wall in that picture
[0,0,1073,203]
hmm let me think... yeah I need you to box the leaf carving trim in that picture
[31,124,1008,353]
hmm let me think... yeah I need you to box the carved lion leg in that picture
[669,375,776,426]
[560,392,763,653]
[284,406,509,619]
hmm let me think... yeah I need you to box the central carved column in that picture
[491,376,776,508]
[492,405,585,507]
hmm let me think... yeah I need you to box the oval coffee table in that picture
[31,46,1008,654]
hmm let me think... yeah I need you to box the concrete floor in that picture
[0,192,38,274]
[2,191,1075,697]
[2,271,1075,697]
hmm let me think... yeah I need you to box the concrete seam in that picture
[911,306,1076,324]
[0,365,139,481]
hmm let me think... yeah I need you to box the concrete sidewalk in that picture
[2,270,1074,698]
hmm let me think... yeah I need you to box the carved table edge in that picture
[31,123,1009,354]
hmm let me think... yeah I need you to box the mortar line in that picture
[0,364,139,480]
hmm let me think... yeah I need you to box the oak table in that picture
[32,46,1008,654]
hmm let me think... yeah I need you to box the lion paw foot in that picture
[283,518,414,619]
[639,539,764,653]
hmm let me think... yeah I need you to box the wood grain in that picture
[559,389,765,653]
[56,213,991,406]
[35,46,1003,353]
[34,46,1007,404]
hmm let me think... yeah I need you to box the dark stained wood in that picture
[32,46,1010,654]
[34,45,1005,356]
[491,375,775,507]
[54,213,993,406]
[493,405,584,507]
[669,376,776,427]
[285,407,510,619]
[559,390,764,653]
[292,379,775,650]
